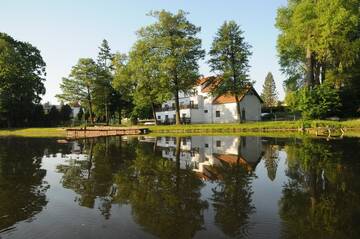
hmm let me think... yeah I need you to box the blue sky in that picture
[1,0,287,103]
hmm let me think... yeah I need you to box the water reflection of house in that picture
[156,136,263,180]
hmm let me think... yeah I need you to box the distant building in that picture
[42,102,81,119]
[155,76,263,124]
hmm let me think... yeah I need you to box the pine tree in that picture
[261,72,278,107]
[208,21,252,123]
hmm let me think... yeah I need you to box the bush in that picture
[291,83,341,119]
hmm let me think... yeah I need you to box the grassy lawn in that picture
[0,119,359,138]
[148,119,360,132]
[0,127,66,138]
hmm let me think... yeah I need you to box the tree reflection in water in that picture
[113,137,208,239]
[0,138,71,231]
[280,138,360,239]
[209,137,256,238]
[56,137,136,219]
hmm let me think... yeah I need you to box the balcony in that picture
[157,117,191,125]
[157,104,199,112]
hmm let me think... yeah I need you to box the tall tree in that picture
[261,72,278,107]
[137,10,205,125]
[112,53,134,124]
[96,39,114,124]
[128,39,170,123]
[0,33,46,127]
[208,21,252,123]
[276,0,360,89]
[57,58,99,124]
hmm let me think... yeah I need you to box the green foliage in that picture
[77,107,84,121]
[47,106,60,126]
[57,58,100,124]
[276,0,360,87]
[137,10,205,124]
[276,0,360,118]
[59,104,72,123]
[112,53,135,122]
[261,72,278,107]
[128,39,170,121]
[0,33,46,127]
[208,21,252,122]
[291,83,342,119]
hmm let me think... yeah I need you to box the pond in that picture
[0,136,359,239]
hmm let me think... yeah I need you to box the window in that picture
[165,115,169,120]
[204,110,208,113]
[157,115,161,119]
[216,111,220,117]
[182,138,187,145]
[216,140,221,147]
[173,114,176,119]
[204,143,209,148]
[182,113,186,118]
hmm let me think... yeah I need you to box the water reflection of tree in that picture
[263,144,280,181]
[114,137,208,239]
[56,137,135,219]
[0,138,60,230]
[280,138,360,238]
[210,138,256,238]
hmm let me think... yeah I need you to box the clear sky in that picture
[1,0,287,104]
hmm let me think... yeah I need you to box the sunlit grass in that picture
[0,128,66,138]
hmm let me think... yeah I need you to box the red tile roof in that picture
[213,153,254,171]
[197,76,263,104]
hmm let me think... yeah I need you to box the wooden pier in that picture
[66,126,149,139]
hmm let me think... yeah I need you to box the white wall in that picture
[239,94,262,121]
[156,87,262,124]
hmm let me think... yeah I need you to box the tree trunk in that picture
[175,137,181,191]
[306,47,314,88]
[320,65,326,84]
[118,107,122,125]
[87,87,94,125]
[105,102,109,125]
[235,95,241,124]
[88,100,94,125]
[151,102,157,125]
[314,62,321,85]
[174,90,181,125]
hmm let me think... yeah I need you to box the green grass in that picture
[147,119,360,135]
[0,119,359,138]
[0,127,66,138]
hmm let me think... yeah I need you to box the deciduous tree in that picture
[0,33,46,127]
[57,58,99,124]
[137,10,205,124]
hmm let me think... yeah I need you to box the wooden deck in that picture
[66,126,149,139]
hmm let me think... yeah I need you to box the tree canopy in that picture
[208,21,252,123]
[0,33,46,127]
[261,72,278,107]
[276,0,360,118]
[137,10,205,124]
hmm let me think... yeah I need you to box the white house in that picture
[155,76,263,124]
[156,136,264,180]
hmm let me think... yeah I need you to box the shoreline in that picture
[0,120,359,138]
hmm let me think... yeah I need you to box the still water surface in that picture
[0,136,359,239]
